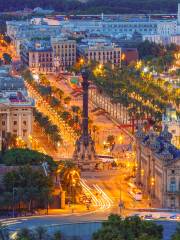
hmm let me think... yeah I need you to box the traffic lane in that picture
[5,210,112,231]
[6,215,179,240]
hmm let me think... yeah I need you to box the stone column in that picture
[7,111,11,132]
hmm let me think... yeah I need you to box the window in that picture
[13,121,17,125]
[23,120,27,126]
[169,177,176,192]
[13,130,17,135]
[170,196,175,208]
[2,121,5,126]
[23,129,27,137]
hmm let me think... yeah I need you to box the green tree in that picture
[3,53,12,64]
[3,165,53,213]
[34,226,48,240]
[57,161,81,203]
[93,214,163,240]
[64,96,71,105]
[39,74,50,86]
[2,148,56,171]
[15,228,33,240]
[171,223,180,240]
[53,231,62,240]
[21,69,34,83]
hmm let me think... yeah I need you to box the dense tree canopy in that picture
[93,214,163,240]
[171,224,180,240]
[2,165,53,212]
[1,148,57,171]
[0,0,178,13]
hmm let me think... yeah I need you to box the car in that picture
[169,215,178,220]
[158,216,167,220]
[144,214,153,220]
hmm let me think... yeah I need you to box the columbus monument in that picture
[73,68,97,170]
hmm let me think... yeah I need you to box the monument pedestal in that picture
[73,135,98,170]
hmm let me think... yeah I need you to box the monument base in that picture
[73,135,98,171]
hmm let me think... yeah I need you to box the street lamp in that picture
[12,187,18,218]
[141,169,144,177]
[79,58,85,65]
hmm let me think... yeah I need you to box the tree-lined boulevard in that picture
[0,33,180,240]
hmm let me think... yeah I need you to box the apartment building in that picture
[20,40,53,74]
[51,37,77,71]
[79,42,121,66]
[20,37,76,73]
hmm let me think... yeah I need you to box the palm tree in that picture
[16,228,33,240]
[64,96,71,106]
[34,226,48,240]
[53,231,62,240]
[58,161,81,204]
[71,105,81,128]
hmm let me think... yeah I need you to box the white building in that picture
[0,66,34,146]
[6,20,62,56]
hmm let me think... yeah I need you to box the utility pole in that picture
[12,187,16,218]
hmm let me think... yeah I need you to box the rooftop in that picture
[0,92,34,107]
[136,126,180,162]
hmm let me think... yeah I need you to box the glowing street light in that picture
[118,135,123,144]
[150,177,155,186]
[141,169,144,176]
[143,66,149,73]
[79,58,85,65]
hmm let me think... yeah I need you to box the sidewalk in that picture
[38,204,96,215]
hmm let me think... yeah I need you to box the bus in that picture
[128,188,142,201]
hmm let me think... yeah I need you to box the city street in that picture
[47,74,133,154]
[1,210,179,240]
[25,73,149,214]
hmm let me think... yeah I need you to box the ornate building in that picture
[135,125,180,209]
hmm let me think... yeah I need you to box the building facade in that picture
[79,42,121,66]
[20,37,76,73]
[20,40,53,74]
[0,92,34,143]
[6,19,62,56]
[0,66,34,146]
[51,37,77,72]
[135,126,180,209]
[162,108,180,149]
